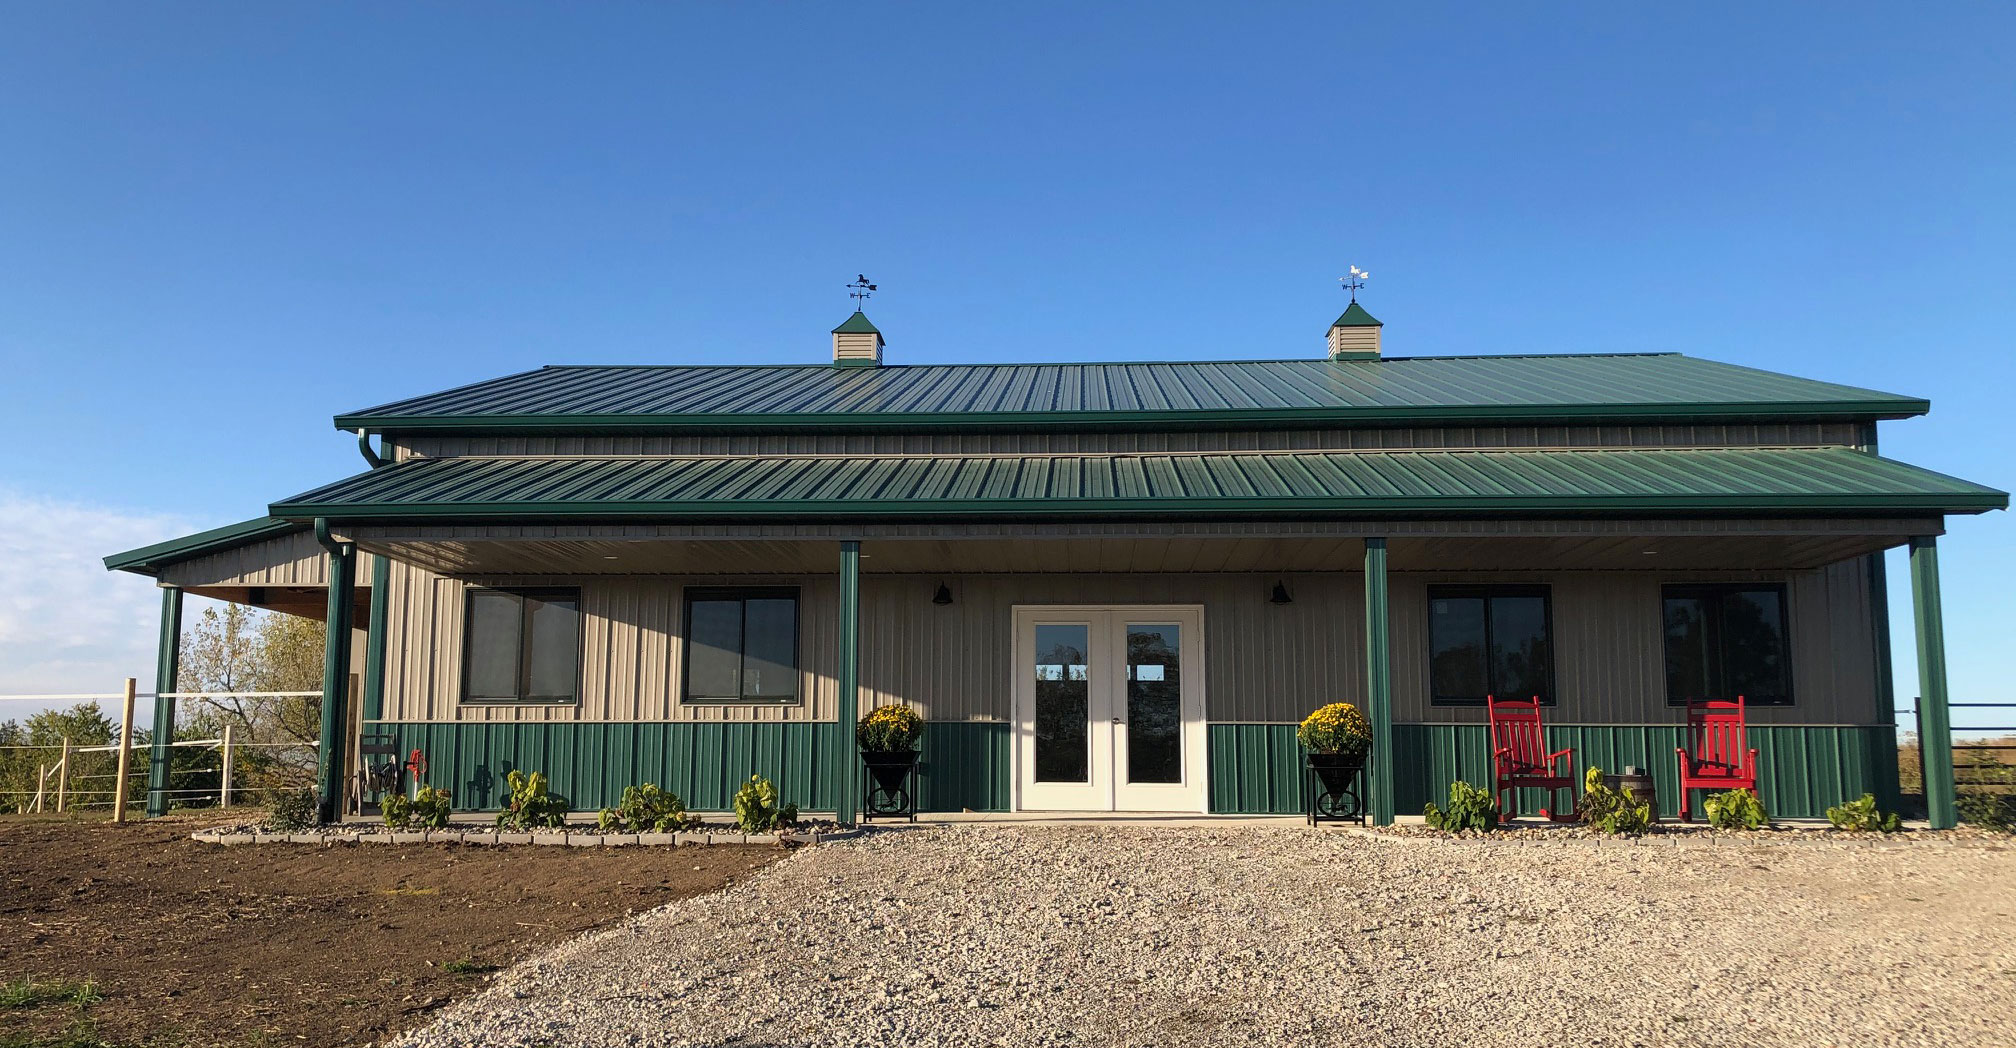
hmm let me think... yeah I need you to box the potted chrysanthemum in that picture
[1297,702,1372,797]
[857,704,924,817]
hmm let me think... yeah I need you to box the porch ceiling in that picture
[346,523,1920,576]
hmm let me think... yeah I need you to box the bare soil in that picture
[0,813,783,1047]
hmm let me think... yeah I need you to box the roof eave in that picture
[103,517,307,576]
[333,399,1932,436]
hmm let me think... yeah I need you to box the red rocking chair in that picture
[1487,695,1577,822]
[1675,697,1760,822]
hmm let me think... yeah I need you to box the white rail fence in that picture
[0,682,321,821]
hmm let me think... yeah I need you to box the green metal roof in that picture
[333,353,1930,434]
[269,447,2006,523]
[103,516,306,576]
[1330,301,1382,328]
[831,311,882,335]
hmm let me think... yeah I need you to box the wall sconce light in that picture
[932,582,954,606]
[1269,581,1293,605]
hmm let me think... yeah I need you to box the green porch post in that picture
[835,540,861,825]
[361,554,390,722]
[1909,536,1957,829]
[1364,538,1395,825]
[315,526,356,824]
[145,586,183,817]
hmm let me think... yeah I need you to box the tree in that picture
[175,605,327,792]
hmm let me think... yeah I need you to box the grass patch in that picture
[0,1019,141,1048]
[0,977,102,1011]
[440,957,499,977]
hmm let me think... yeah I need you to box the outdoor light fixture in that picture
[1269,581,1293,605]
[932,582,954,606]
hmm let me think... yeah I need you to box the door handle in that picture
[1111,717,1123,725]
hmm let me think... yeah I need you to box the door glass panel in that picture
[1125,624,1182,784]
[1033,624,1090,783]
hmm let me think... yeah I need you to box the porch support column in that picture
[145,586,183,817]
[361,554,391,721]
[1363,537,1395,825]
[1909,535,1957,829]
[315,521,357,824]
[834,540,861,825]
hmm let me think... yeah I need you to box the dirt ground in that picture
[0,813,784,1048]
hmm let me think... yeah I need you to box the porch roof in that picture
[269,446,2006,524]
[332,353,1930,434]
[102,515,304,576]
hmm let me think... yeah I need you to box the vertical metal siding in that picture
[1207,723,1899,819]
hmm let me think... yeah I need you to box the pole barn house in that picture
[105,301,2005,827]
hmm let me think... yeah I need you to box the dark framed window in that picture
[462,587,580,704]
[1427,585,1554,706]
[1662,584,1792,706]
[682,587,800,704]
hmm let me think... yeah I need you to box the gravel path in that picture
[392,826,2016,1047]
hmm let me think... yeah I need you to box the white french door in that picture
[1011,605,1206,812]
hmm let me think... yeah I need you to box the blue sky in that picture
[0,5,2010,727]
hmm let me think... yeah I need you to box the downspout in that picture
[314,517,357,823]
[356,429,386,469]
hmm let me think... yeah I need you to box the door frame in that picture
[1009,604,1208,813]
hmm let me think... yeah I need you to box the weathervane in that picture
[1339,265,1369,303]
[847,274,877,308]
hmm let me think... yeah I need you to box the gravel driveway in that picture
[393,826,2016,1047]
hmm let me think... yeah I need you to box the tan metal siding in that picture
[377,563,837,724]
[157,530,380,589]
[386,422,1866,461]
[1388,563,1879,726]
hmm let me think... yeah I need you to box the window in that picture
[462,588,580,703]
[1663,584,1792,706]
[1427,586,1554,705]
[682,587,800,704]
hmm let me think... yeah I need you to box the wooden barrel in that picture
[1607,765,1660,822]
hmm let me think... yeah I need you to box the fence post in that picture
[56,738,70,813]
[219,724,235,809]
[34,764,47,813]
[112,678,137,824]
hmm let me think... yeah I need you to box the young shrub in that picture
[411,785,453,830]
[268,787,320,832]
[857,704,924,753]
[1826,793,1903,833]
[382,791,413,830]
[1958,792,2016,833]
[1703,788,1769,831]
[596,784,694,833]
[731,774,800,833]
[1296,702,1372,756]
[1577,766,1653,836]
[495,770,570,831]
[1423,781,1501,832]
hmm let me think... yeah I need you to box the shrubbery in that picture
[267,787,319,831]
[495,770,570,830]
[1704,788,1769,831]
[1826,792,1903,833]
[1423,781,1500,832]
[597,783,697,833]
[384,785,453,830]
[731,774,799,833]
[1958,792,2016,833]
[1577,766,1653,836]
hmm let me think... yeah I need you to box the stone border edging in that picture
[191,826,866,847]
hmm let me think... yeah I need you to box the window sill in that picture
[458,699,581,707]
[680,700,804,708]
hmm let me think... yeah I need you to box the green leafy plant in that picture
[1423,781,1501,832]
[731,774,799,833]
[596,783,696,833]
[495,770,570,831]
[382,791,412,829]
[1703,788,1769,831]
[267,787,319,832]
[856,704,924,753]
[1577,766,1653,836]
[1958,791,2016,833]
[441,957,499,977]
[1827,792,1903,833]
[409,785,453,829]
[0,976,101,1010]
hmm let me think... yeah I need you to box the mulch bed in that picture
[0,812,785,1047]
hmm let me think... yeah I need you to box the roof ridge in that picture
[531,352,1689,371]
